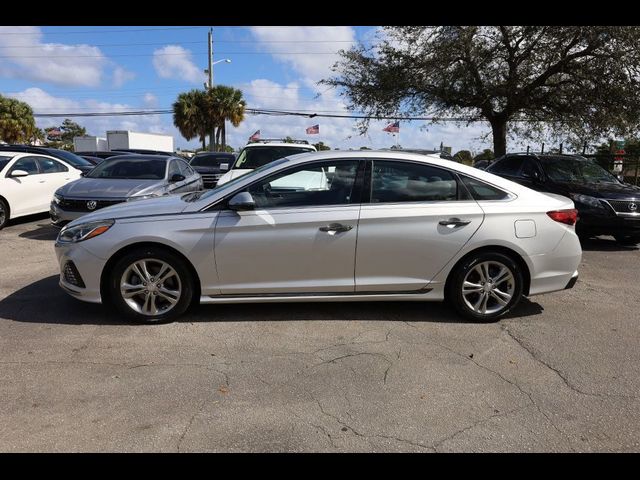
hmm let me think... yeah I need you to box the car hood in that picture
[552,180,640,199]
[217,169,251,185]
[57,178,166,198]
[66,194,190,226]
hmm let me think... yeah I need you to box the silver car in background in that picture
[54,151,582,324]
[50,154,203,227]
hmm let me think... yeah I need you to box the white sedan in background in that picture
[0,152,84,230]
[54,151,582,324]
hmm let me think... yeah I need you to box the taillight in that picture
[547,209,578,226]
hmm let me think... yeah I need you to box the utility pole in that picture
[207,27,215,151]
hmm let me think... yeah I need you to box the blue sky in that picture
[0,26,497,152]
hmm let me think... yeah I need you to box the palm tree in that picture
[172,90,210,150]
[206,86,246,152]
[0,94,37,144]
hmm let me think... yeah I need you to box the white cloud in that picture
[112,66,136,87]
[249,26,357,85]
[152,45,204,84]
[0,26,109,87]
[142,93,159,108]
[6,87,168,138]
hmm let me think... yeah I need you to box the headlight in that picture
[53,194,62,205]
[58,219,115,243]
[569,193,604,209]
[127,193,160,202]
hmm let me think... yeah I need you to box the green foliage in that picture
[359,146,371,150]
[323,26,640,156]
[453,149,473,165]
[473,149,495,161]
[313,141,331,151]
[0,94,37,144]
[283,136,294,143]
[43,119,87,150]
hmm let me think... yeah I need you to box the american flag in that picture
[382,121,400,133]
[248,130,261,142]
[306,124,319,134]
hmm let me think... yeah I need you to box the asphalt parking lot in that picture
[1,213,639,452]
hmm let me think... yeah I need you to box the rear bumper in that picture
[528,229,582,296]
[564,270,579,290]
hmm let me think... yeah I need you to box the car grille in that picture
[63,261,85,288]
[58,198,125,212]
[200,173,222,188]
[603,199,640,215]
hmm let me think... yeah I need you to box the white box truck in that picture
[106,131,174,152]
[73,136,108,152]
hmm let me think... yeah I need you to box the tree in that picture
[44,119,87,150]
[453,149,473,165]
[323,26,640,157]
[173,90,210,150]
[207,85,246,152]
[473,149,495,162]
[359,146,371,150]
[0,94,37,144]
[313,141,331,151]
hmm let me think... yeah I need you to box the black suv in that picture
[486,153,640,245]
[189,152,235,188]
[0,144,95,174]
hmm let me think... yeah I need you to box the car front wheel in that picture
[448,252,524,322]
[108,247,194,324]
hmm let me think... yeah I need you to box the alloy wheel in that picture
[461,260,515,315]
[119,258,182,316]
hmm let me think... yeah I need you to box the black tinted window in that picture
[38,157,68,173]
[371,161,457,203]
[521,158,542,178]
[44,149,92,167]
[190,155,233,167]
[243,160,359,208]
[11,156,40,175]
[488,156,523,176]
[0,156,11,173]
[87,158,167,180]
[235,147,314,169]
[178,160,194,177]
[460,175,510,200]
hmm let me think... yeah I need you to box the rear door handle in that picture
[319,223,353,233]
[439,218,472,228]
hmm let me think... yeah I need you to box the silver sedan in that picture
[54,151,582,323]
[50,154,203,227]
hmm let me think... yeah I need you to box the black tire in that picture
[0,198,9,230]
[614,235,640,246]
[447,251,524,322]
[107,246,195,324]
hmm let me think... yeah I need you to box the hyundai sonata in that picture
[54,151,582,323]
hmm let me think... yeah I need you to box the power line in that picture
[0,51,348,59]
[0,26,209,35]
[3,39,355,48]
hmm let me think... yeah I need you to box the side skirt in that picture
[199,289,441,304]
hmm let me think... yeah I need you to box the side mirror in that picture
[169,173,185,183]
[220,163,229,171]
[228,191,255,211]
[9,169,29,178]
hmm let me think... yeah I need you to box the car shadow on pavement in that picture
[0,275,544,326]
[580,236,639,252]
[18,223,60,241]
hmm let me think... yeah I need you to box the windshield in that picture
[0,156,12,172]
[189,157,290,202]
[86,157,167,180]
[45,149,93,168]
[190,155,232,168]
[233,146,313,170]
[540,157,620,184]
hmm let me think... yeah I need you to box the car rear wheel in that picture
[0,198,9,230]
[614,235,640,246]
[108,247,194,324]
[448,252,524,322]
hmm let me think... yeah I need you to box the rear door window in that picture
[37,157,68,173]
[488,156,523,177]
[371,160,458,203]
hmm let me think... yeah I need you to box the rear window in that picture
[234,146,314,170]
[460,175,510,200]
[487,156,523,176]
[190,155,233,167]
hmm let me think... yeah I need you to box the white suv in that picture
[216,140,316,186]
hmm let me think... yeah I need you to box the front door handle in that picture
[319,223,353,233]
[439,218,471,228]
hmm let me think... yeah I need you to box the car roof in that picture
[100,154,176,161]
[193,151,235,157]
[242,142,317,150]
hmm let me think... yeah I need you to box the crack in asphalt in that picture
[176,398,208,453]
[305,389,434,452]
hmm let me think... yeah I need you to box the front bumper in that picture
[576,208,640,237]
[54,240,106,304]
[50,202,89,227]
